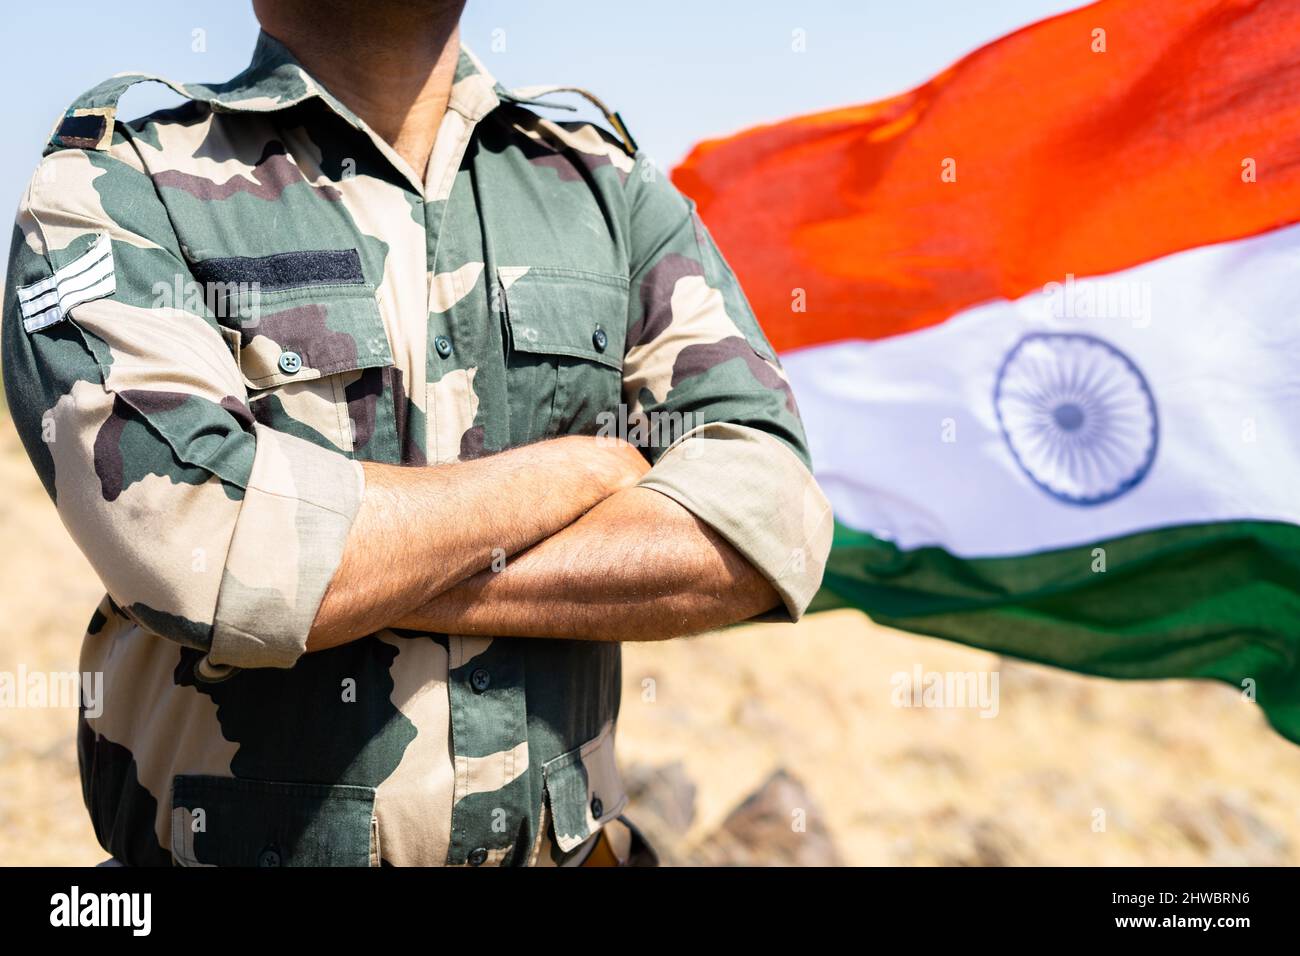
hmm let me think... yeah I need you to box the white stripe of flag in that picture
[783,222,1300,558]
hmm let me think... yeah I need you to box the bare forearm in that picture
[308,437,646,650]
[395,486,781,641]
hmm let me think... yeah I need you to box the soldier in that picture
[2,0,831,866]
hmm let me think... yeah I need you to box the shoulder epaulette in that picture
[45,73,194,155]
[500,85,639,156]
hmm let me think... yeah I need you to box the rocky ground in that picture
[1,419,1296,866]
[618,617,1300,865]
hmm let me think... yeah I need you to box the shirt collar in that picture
[184,30,508,194]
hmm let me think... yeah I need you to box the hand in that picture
[572,435,651,495]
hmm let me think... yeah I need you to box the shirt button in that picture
[591,327,608,352]
[470,668,491,693]
[258,845,282,867]
[434,335,453,358]
[277,350,303,374]
[590,796,604,820]
[467,847,488,866]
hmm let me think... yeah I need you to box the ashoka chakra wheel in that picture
[993,332,1158,506]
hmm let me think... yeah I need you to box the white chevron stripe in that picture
[18,232,115,333]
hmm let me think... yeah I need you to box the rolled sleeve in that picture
[4,148,369,672]
[622,155,832,619]
[209,425,365,669]
[638,421,832,620]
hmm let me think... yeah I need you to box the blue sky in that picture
[4,0,1083,219]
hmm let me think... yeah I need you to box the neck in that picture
[254,0,466,177]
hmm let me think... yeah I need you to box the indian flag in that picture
[674,0,1300,741]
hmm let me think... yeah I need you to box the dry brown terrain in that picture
[1,418,1296,866]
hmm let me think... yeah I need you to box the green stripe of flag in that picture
[810,520,1300,744]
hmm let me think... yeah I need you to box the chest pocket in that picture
[216,280,399,460]
[499,267,629,444]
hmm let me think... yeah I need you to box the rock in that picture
[691,768,843,866]
[621,761,698,866]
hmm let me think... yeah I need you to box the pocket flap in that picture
[500,267,628,370]
[224,285,393,389]
[542,723,628,854]
[171,775,377,867]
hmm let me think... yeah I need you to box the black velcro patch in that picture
[56,114,107,149]
[192,249,366,291]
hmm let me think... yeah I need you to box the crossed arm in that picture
[306,436,782,651]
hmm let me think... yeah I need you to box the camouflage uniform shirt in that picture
[2,33,832,866]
